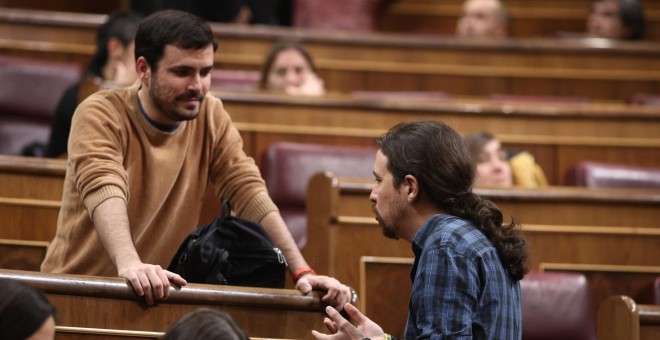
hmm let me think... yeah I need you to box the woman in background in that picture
[259,41,325,96]
[465,131,548,188]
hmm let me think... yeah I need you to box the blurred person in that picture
[587,0,645,40]
[0,280,57,340]
[46,10,143,158]
[312,120,527,339]
[465,132,548,188]
[259,41,325,96]
[162,308,248,340]
[456,0,508,39]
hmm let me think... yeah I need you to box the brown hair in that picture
[464,131,497,162]
[377,120,528,281]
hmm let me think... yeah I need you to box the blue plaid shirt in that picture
[405,214,522,339]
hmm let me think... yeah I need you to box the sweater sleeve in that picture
[205,97,278,222]
[68,91,130,217]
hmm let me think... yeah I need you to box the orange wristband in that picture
[292,267,317,283]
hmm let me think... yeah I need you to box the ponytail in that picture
[448,192,528,281]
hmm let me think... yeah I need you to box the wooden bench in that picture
[304,173,660,317]
[0,269,327,340]
[598,295,660,340]
[219,91,660,185]
[2,8,660,101]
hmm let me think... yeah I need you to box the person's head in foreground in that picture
[312,120,527,339]
[259,41,325,96]
[0,280,57,340]
[456,0,508,39]
[162,308,248,340]
[464,131,513,187]
[587,0,645,40]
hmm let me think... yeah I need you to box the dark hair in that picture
[464,131,496,162]
[88,10,143,78]
[377,120,528,281]
[618,0,645,40]
[0,280,56,339]
[162,308,248,340]
[258,41,319,90]
[134,9,218,72]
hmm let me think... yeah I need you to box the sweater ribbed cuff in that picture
[83,184,127,218]
[242,192,279,222]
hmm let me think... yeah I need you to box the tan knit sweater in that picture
[41,82,276,276]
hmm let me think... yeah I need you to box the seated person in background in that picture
[0,280,57,340]
[587,0,645,40]
[258,41,325,96]
[465,132,548,188]
[456,0,508,39]
[45,10,143,158]
[162,308,248,340]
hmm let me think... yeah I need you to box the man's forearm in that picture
[92,196,141,271]
[259,210,309,273]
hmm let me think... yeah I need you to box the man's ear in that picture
[403,174,420,202]
[135,56,151,84]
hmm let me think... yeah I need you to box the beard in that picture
[373,206,400,240]
[149,76,204,122]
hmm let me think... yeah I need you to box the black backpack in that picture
[168,200,287,288]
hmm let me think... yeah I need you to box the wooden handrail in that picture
[0,269,324,310]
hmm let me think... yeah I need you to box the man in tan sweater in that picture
[42,9,351,307]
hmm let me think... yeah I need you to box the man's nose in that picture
[188,73,202,91]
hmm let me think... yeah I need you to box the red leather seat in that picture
[564,161,660,189]
[0,55,82,155]
[521,272,596,340]
[261,142,377,248]
[293,0,386,32]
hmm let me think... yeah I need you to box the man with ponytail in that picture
[313,120,528,340]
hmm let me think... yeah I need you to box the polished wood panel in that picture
[0,269,326,340]
[0,239,48,271]
[598,295,660,340]
[0,154,66,200]
[359,256,412,339]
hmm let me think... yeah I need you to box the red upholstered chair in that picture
[261,142,377,248]
[630,93,660,107]
[564,161,660,189]
[521,271,596,340]
[293,0,386,32]
[0,55,82,155]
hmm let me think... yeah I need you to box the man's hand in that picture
[296,274,353,310]
[118,262,187,306]
[312,303,385,340]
